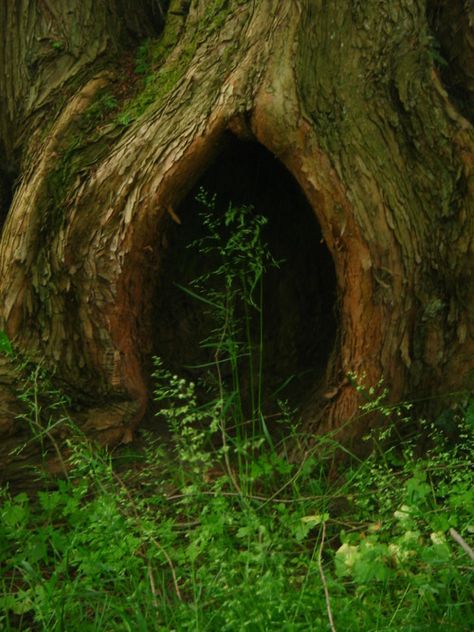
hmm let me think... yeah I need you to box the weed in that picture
[0,199,473,630]
[1,382,472,630]
[183,190,280,430]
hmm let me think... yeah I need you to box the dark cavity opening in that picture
[426,2,474,124]
[151,137,338,423]
[0,168,15,234]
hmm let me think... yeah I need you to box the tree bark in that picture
[1,0,473,478]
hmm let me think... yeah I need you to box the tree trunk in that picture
[1,0,473,479]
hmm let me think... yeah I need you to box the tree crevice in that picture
[148,136,338,426]
[427,0,474,124]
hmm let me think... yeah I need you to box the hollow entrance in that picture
[151,137,338,424]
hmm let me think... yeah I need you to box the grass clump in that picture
[1,197,473,631]
[1,385,473,630]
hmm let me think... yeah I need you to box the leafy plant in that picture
[1,203,473,631]
[182,190,280,435]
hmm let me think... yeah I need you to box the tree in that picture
[1,0,473,478]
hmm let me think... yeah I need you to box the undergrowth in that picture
[1,380,473,631]
[0,197,473,631]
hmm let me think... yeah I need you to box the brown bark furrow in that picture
[0,0,160,164]
[297,2,474,420]
[0,75,112,328]
[1,2,107,156]
[1,2,279,398]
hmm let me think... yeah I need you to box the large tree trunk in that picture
[1,0,473,479]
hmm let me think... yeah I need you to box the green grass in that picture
[1,197,473,631]
[1,394,473,631]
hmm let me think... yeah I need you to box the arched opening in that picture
[150,136,338,426]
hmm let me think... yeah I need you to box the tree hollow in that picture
[150,137,338,423]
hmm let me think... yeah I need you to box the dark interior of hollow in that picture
[150,137,338,426]
[0,168,15,233]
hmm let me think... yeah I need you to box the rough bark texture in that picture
[1,0,474,479]
[0,0,161,164]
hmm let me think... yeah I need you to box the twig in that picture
[259,450,311,509]
[150,535,182,601]
[147,563,159,609]
[449,528,474,561]
[155,1,165,19]
[318,521,337,632]
[165,489,348,504]
[31,418,69,480]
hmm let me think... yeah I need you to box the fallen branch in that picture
[449,528,474,562]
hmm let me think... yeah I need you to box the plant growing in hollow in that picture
[178,190,280,427]
[1,326,473,630]
[153,189,284,492]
